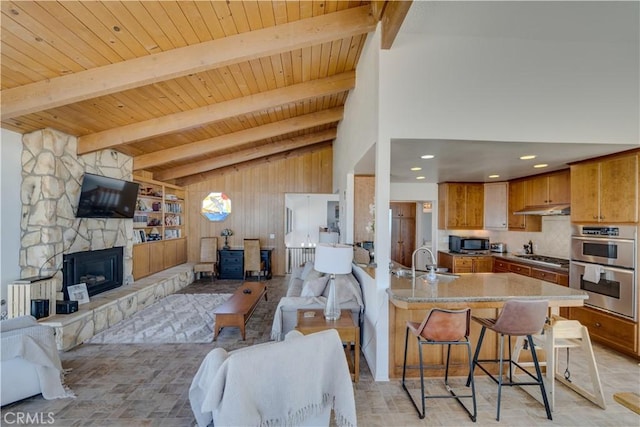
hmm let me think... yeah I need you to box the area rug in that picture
[87,293,232,344]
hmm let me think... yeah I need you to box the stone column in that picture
[20,128,135,296]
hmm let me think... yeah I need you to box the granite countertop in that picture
[440,251,570,273]
[387,272,586,305]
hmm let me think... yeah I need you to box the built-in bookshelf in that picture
[132,175,187,279]
[133,177,185,243]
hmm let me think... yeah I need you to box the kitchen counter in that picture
[387,271,587,378]
[492,252,569,273]
[439,251,570,273]
[387,271,585,309]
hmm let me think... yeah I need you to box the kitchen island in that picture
[387,272,587,378]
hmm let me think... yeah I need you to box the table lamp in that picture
[314,243,353,320]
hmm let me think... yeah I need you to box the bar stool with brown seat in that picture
[468,299,552,421]
[402,307,477,421]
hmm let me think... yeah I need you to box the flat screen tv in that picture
[76,173,140,219]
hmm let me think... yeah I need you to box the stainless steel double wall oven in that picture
[570,225,637,320]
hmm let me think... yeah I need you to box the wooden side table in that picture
[295,309,360,382]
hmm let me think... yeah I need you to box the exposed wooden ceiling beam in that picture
[175,141,333,187]
[133,106,344,170]
[1,5,375,121]
[370,1,388,21]
[155,128,337,181]
[381,0,413,49]
[77,71,355,155]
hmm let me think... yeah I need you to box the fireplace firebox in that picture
[63,247,124,299]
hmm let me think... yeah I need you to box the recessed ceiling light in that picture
[520,155,536,160]
[416,176,426,180]
[533,163,548,168]
[410,167,422,171]
[420,154,435,159]
[488,174,500,179]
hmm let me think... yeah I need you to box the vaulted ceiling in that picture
[1,1,411,185]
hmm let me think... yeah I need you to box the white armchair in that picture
[1,316,73,406]
[189,329,357,427]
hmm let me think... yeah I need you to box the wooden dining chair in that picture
[243,239,266,280]
[193,237,218,281]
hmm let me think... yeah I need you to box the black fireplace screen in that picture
[63,247,124,298]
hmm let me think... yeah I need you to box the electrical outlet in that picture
[269,233,275,239]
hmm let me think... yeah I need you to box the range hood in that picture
[513,204,571,216]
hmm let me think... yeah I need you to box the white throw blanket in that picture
[1,318,74,400]
[190,329,357,427]
[270,296,327,341]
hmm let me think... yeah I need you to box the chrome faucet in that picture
[411,245,437,289]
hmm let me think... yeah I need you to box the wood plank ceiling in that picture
[1,1,410,186]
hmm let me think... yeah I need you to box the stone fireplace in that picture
[19,128,135,300]
[62,247,124,298]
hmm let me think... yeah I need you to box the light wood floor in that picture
[2,276,639,426]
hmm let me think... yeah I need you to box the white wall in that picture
[380,8,639,144]
[334,28,391,380]
[1,129,23,316]
[333,2,638,382]
[284,193,339,247]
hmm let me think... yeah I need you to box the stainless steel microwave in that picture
[449,236,490,253]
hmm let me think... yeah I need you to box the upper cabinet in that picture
[508,179,542,231]
[525,169,571,206]
[438,183,484,230]
[571,150,639,223]
[391,202,416,218]
[484,182,508,230]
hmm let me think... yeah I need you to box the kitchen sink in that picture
[418,273,460,284]
[393,269,460,283]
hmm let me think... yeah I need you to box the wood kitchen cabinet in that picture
[438,251,493,273]
[525,169,571,206]
[438,183,484,230]
[494,256,570,317]
[390,202,415,218]
[507,179,542,231]
[570,150,639,223]
[484,182,508,230]
[569,306,637,357]
[391,202,416,266]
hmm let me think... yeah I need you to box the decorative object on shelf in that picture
[221,228,234,249]
[202,192,232,221]
[148,227,161,241]
[314,243,353,320]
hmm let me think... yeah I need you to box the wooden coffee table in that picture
[213,282,267,340]
[295,309,360,382]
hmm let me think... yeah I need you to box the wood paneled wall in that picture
[354,175,375,244]
[186,146,333,276]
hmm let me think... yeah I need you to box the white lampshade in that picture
[314,243,353,274]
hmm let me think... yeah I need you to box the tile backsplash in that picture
[438,216,572,259]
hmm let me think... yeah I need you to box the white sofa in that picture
[271,262,364,341]
[1,316,73,406]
